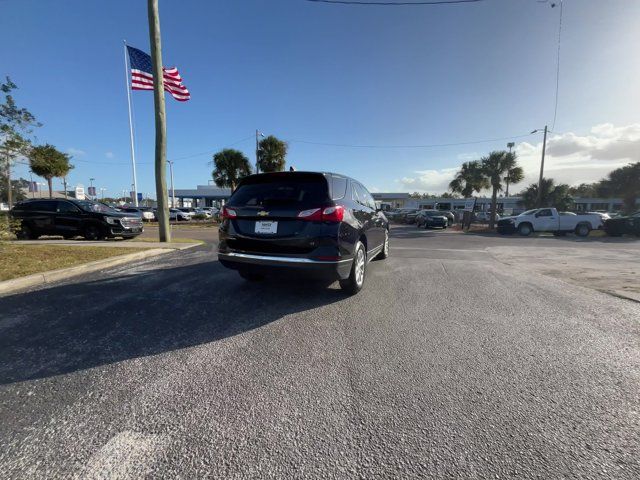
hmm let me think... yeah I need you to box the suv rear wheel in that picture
[340,241,366,295]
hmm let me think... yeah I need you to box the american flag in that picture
[127,46,191,102]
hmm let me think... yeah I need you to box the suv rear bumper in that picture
[218,252,353,280]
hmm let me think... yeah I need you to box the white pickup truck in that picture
[497,208,604,237]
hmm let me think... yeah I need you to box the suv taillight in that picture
[221,206,237,219]
[297,205,344,223]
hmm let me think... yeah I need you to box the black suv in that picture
[218,172,389,294]
[10,199,144,240]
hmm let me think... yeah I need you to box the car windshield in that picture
[75,200,118,213]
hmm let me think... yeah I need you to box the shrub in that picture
[192,214,208,220]
[0,213,21,241]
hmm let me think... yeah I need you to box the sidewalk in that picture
[10,239,200,250]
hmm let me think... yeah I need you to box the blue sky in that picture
[3,0,640,197]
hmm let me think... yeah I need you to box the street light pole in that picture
[89,177,95,199]
[255,130,264,174]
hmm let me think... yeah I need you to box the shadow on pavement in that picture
[0,261,345,385]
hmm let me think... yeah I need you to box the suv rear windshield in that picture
[229,174,330,208]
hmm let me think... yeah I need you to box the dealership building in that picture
[171,184,232,208]
[371,193,634,214]
[169,185,634,213]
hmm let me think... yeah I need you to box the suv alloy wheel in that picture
[340,241,366,295]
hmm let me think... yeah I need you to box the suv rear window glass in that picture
[229,174,330,208]
[331,175,347,200]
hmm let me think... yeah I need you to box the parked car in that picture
[120,206,155,222]
[497,208,603,237]
[178,207,196,219]
[169,208,191,221]
[604,211,640,237]
[395,208,421,224]
[10,199,144,240]
[404,209,421,224]
[217,171,389,294]
[474,211,500,223]
[193,208,211,218]
[415,210,448,229]
[438,210,455,226]
[583,211,611,221]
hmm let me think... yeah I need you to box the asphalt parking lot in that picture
[1,226,639,478]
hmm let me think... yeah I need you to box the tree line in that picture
[1,77,73,205]
[448,150,639,227]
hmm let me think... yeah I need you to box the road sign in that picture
[137,192,143,202]
[87,186,96,196]
[463,198,476,212]
[75,185,85,200]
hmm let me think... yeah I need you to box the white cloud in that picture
[457,152,479,161]
[399,167,459,193]
[105,151,114,159]
[398,123,638,194]
[67,147,85,156]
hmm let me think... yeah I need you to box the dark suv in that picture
[218,172,389,294]
[10,199,144,240]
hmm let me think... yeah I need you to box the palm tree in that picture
[211,149,252,191]
[520,177,573,211]
[598,162,640,214]
[258,135,288,173]
[28,144,73,198]
[481,150,523,229]
[503,162,524,197]
[449,160,489,198]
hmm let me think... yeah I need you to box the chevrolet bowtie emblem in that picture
[257,211,270,217]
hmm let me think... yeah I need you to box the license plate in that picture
[255,221,278,234]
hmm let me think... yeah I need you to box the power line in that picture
[169,135,254,162]
[551,0,563,131]
[288,133,534,149]
[306,0,483,5]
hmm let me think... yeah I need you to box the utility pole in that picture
[168,160,175,208]
[5,154,11,209]
[505,142,515,197]
[536,125,548,207]
[255,130,264,174]
[147,0,170,242]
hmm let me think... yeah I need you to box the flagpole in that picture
[123,40,139,206]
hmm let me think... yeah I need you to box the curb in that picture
[0,248,174,296]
